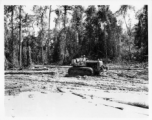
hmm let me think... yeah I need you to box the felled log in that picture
[5,71,57,75]
[108,67,145,70]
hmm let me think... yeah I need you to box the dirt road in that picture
[4,66,148,118]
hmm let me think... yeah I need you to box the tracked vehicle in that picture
[68,57,107,76]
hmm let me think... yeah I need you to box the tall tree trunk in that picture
[27,40,32,66]
[41,37,44,64]
[19,5,22,68]
[55,10,61,42]
[41,14,44,64]
[47,5,51,64]
[104,33,108,64]
[116,31,121,61]
[104,8,110,63]
[10,6,19,68]
[62,6,67,64]
[10,6,14,68]
[55,19,58,42]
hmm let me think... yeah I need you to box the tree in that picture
[55,5,73,64]
[98,5,110,62]
[19,5,22,68]
[115,5,135,60]
[4,6,13,69]
[47,5,52,64]
[33,5,48,64]
[134,5,148,61]
[71,6,84,44]
[84,5,97,57]
[22,13,35,67]
[4,5,20,68]
[11,6,15,66]
[82,5,120,61]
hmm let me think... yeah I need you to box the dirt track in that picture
[4,65,149,118]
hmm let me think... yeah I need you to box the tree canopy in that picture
[4,5,148,69]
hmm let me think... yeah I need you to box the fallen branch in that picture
[72,92,86,98]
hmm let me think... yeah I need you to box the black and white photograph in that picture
[1,0,151,119]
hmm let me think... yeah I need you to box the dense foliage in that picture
[134,5,148,61]
[4,5,148,69]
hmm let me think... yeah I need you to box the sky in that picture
[23,5,144,35]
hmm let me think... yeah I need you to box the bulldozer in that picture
[68,56,107,76]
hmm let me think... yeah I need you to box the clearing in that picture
[4,64,148,118]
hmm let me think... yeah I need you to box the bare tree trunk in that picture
[19,5,22,68]
[115,30,121,61]
[63,6,67,64]
[104,34,108,64]
[41,42,43,64]
[28,43,32,66]
[55,19,58,42]
[104,8,110,64]
[47,5,51,64]
[10,6,14,68]
[41,14,44,64]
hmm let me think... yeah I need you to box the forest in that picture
[4,5,148,69]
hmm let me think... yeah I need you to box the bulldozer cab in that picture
[71,56,87,67]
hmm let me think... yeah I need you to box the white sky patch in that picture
[110,5,121,13]
[109,5,144,30]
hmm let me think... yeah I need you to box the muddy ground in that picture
[4,64,149,118]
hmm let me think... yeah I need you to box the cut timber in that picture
[5,71,57,75]
[30,68,49,71]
